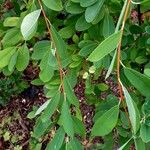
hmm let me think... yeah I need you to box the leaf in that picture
[16,43,29,71]
[46,127,65,150]
[141,0,150,13]
[3,131,11,141]
[66,138,84,150]
[0,47,16,68]
[140,123,150,143]
[3,17,19,27]
[134,137,145,150]
[105,50,117,79]
[2,28,22,47]
[80,0,97,7]
[34,144,42,150]
[39,66,54,82]
[41,91,60,122]
[32,40,51,60]
[121,84,140,134]
[50,25,70,65]
[124,67,150,97]
[79,43,97,57]
[88,31,121,62]
[39,51,55,82]
[72,116,86,137]
[60,100,74,138]
[63,76,79,107]
[32,119,51,139]
[102,12,115,38]
[8,51,18,72]
[59,25,75,39]
[85,0,105,23]
[92,6,105,24]
[71,0,80,2]
[65,1,85,14]
[31,78,44,86]
[34,100,50,117]
[42,0,63,11]
[21,9,41,40]
[118,138,132,150]
[91,105,119,136]
[75,15,92,31]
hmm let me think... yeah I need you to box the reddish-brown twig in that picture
[117,0,131,125]
[37,0,65,93]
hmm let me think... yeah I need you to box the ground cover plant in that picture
[0,0,150,149]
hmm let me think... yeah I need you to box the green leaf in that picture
[60,100,74,138]
[32,119,51,139]
[8,51,18,72]
[75,15,92,31]
[3,17,19,27]
[32,40,51,60]
[105,50,117,79]
[2,28,22,47]
[80,0,97,7]
[34,100,50,117]
[121,84,140,134]
[85,0,105,23]
[129,25,143,34]
[39,68,54,83]
[91,105,119,136]
[72,116,86,137]
[98,83,109,91]
[118,138,132,150]
[71,0,80,3]
[91,6,104,25]
[21,9,41,40]
[65,1,85,14]
[39,50,55,82]
[59,25,75,39]
[31,78,44,86]
[3,131,11,141]
[46,127,65,150]
[16,43,29,71]
[102,12,115,38]
[63,76,79,107]
[145,26,150,34]
[141,0,150,13]
[124,67,150,97]
[134,137,145,150]
[79,43,97,57]
[0,47,16,68]
[50,25,69,63]
[42,0,63,11]
[41,92,60,122]
[140,123,150,143]
[66,138,84,150]
[88,31,121,62]
[34,144,42,150]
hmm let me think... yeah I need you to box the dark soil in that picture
[0,86,46,150]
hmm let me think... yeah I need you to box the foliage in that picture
[0,0,150,149]
[0,72,28,106]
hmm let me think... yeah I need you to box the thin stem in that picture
[117,0,131,125]
[105,0,128,79]
[117,0,131,101]
[37,0,65,93]
[115,0,128,32]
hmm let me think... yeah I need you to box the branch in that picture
[117,0,131,125]
[37,0,65,93]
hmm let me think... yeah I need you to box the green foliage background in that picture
[0,0,150,149]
